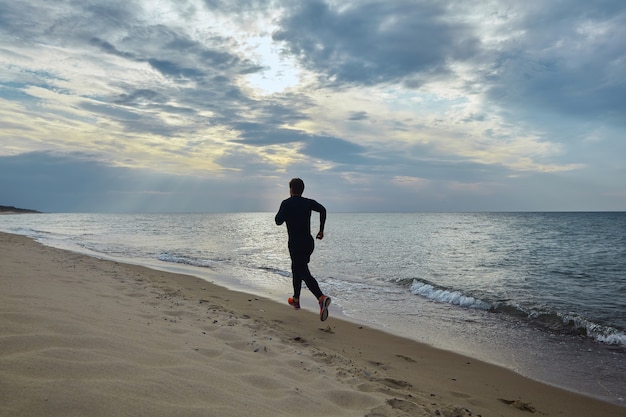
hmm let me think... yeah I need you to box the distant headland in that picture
[0,205,41,214]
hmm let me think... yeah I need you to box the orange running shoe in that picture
[319,295,331,321]
[288,297,301,310]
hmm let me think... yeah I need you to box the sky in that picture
[1,0,625,213]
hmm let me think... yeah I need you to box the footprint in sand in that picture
[385,398,423,414]
[380,378,412,390]
[395,354,416,363]
[499,398,537,413]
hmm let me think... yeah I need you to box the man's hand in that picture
[316,231,324,240]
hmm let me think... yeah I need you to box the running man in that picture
[275,178,331,321]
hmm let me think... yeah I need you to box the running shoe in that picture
[319,295,331,321]
[288,297,301,310]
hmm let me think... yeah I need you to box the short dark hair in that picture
[289,178,305,195]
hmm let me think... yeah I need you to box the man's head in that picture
[289,178,305,196]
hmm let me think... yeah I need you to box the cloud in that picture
[0,0,625,212]
[348,111,368,121]
[301,135,368,165]
[235,126,311,146]
[482,1,626,124]
[273,0,480,87]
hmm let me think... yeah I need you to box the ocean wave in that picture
[157,253,293,280]
[596,332,626,346]
[259,266,291,278]
[489,303,626,347]
[15,227,52,240]
[406,279,626,347]
[520,308,626,348]
[408,280,492,310]
[157,252,216,268]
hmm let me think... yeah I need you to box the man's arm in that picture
[275,201,286,225]
[313,200,326,240]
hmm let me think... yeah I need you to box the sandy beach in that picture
[1,231,624,417]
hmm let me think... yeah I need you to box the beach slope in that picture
[1,232,623,417]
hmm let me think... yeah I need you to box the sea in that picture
[1,212,624,406]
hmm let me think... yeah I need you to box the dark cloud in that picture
[232,125,370,166]
[273,0,479,87]
[348,111,369,121]
[234,126,311,145]
[301,135,368,165]
[0,1,141,44]
[111,89,164,106]
[214,94,313,143]
[89,37,137,60]
[81,102,142,122]
[484,1,626,124]
[91,26,252,81]
[147,58,206,79]
[80,101,189,136]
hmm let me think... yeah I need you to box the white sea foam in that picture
[409,280,491,310]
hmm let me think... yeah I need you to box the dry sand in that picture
[1,231,624,417]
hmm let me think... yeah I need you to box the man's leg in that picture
[291,261,303,300]
[297,262,331,321]
[299,263,323,300]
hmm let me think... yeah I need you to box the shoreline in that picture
[1,231,624,417]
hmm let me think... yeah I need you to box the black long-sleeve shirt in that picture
[275,196,326,243]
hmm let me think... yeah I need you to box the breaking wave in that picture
[404,278,626,348]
